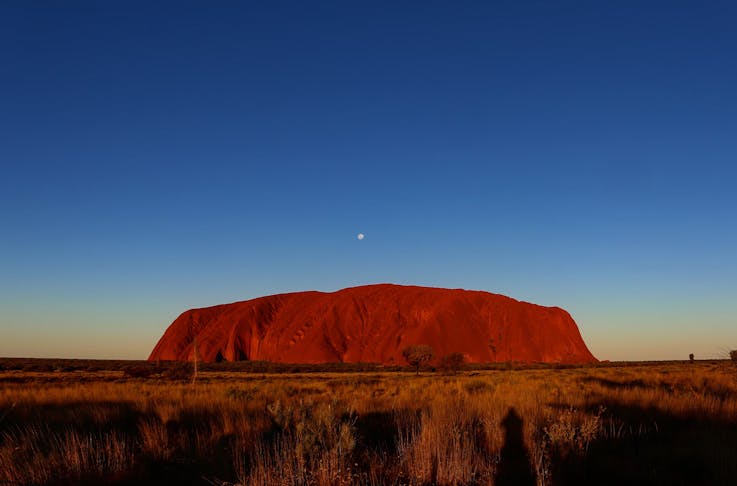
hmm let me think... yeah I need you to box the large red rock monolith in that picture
[149,284,596,364]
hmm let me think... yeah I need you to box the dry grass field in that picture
[1,359,736,485]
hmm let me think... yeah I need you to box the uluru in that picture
[149,284,596,364]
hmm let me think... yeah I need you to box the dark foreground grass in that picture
[0,360,735,485]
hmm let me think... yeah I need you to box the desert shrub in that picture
[296,402,356,461]
[266,399,356,456]
[265,400,293,431]
[440,352,466,373]
[0,361,21,371]
[23,363,54,373]
[246,398,357,484]
[544,406,605,455]
[161,363,193,381]
[123,365,156,379]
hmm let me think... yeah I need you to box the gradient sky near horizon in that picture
[1,1,736,361]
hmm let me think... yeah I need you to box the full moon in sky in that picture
[357,233,365,240]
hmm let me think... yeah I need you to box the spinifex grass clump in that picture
[266,398,356,462]
[237,399,357,485]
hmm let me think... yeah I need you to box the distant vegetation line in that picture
[0,357,729,374]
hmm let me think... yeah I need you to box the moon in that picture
[357,233,365,240]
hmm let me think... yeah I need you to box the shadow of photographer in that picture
[495,407,536,486]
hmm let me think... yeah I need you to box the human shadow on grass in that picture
[355,410,400,452]
[494,407,536,486]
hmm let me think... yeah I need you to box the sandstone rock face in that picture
[149,284,596,364]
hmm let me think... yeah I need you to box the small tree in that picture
[730,350,737,365]
[402,345,434,375]
[689,353,694,363]
[440,352,466,374]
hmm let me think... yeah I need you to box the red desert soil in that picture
[149,284,596,364]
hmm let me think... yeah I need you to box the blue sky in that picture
[1,1,735,360]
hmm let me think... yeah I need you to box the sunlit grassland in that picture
[1,361,736,485]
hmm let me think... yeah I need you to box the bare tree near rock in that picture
[402,345,434,375]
